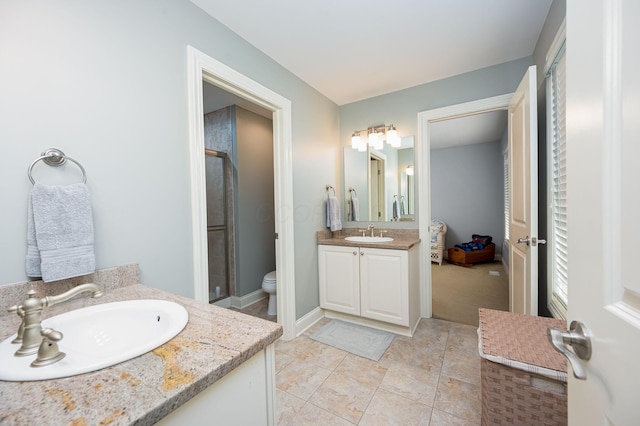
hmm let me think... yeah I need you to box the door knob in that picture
[516,236,547,246]
[547,320,592,380]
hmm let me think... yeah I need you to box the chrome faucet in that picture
[8,283,104,357]
[367,224,375,237]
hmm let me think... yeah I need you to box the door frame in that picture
[416,93,513,317]
[186,46,296,341]
[368,151,386,221]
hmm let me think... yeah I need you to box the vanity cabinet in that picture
[318,244,420,331]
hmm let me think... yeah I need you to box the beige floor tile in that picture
[246,306,483,426]
[288,402,355,425]
[400,318,449,349]
[441,351,481,386]
[276,357,333,401]
[445,330,479,358]
[308,371,377,424]
[384,338,445,371]
[333,353,388,388]
[303,317,332,336]
[275,351,295,374]
[429,408,479,426]
[298,339,348,370]
[275,334,316,358]
[359,388,431,426]
[433,376,481,423]
[379,361,440,407]
[276,389,306,426]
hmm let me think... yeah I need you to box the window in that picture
[546,24,567,319]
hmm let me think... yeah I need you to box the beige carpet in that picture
[432,260,509,327]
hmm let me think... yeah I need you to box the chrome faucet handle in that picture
[367,224,375,237]
[7,304,26,344]
[379,230,387,237]
[31,327,66,367]
[358,229,366,237]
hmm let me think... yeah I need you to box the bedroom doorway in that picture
[417,93,513,322]
[428,110,509,326]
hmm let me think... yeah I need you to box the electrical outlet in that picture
[489,270,500,276]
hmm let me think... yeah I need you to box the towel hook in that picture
[325,185,335,195]
[348,187,357,197]
[28,148,87,185]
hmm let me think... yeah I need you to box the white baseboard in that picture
[293,307,324,337]
[230,289,267,309]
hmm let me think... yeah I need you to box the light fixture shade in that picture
[373,136,383,150]
[368,129,378,146]
[351,133,362,150]
[406,165,414,176]
[387,127,401,147]
[357,139,367,151]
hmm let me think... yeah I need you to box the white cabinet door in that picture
[318,245,360,316]
[360,248,409,326]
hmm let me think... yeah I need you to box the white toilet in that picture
[262,270,277,316]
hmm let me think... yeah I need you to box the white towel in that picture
[392,200,399,219]
[26,183,96,282]
[326,195,342,232]
[350,197,360,221]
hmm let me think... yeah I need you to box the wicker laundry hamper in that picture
[478,309,568,426]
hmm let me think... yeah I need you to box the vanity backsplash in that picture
[0,264,139,314]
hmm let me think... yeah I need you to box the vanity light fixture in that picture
[351,124,401,150]
[406,165,414,176]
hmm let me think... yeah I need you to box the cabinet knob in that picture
[353,251,357,255]
[360,252,364,256]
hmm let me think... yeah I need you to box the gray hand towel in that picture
[350,197,360,221]
[326,195,342,232]
[26,183,96,282]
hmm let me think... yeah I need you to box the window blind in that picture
[504,150,509,242]
[547,44,568,319]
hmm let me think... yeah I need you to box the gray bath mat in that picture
[310,319,394,361]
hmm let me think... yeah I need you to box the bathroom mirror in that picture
[343,136,415,222]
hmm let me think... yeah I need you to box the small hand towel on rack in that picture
[349,197,360,221]
[326,195,342,232]
[26,183,96,282]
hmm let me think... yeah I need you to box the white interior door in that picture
[564,1,640,423]
[508,65,538,315]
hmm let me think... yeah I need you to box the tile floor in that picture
[233,299,482,425]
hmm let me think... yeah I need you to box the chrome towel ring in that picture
[28,148,87,185]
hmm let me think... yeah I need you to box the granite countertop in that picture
[0,283,282,425]
[317,229,420,250]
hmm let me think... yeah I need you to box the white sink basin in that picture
[345,236,394,243]
[0,299,188,381]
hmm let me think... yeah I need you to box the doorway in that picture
[369,154,385,221]
[417,93,513,318]
[186,46,296,341]
[428,111,510,326]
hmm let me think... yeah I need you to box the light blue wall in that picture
[236,107,276,297]
[0,0,339,321]
[431,141,504,254]
[340,56,533,227]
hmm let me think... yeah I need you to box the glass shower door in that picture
[205,149,230,302]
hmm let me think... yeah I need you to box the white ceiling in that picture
[191,0,552,106]
[195,1,551,149]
